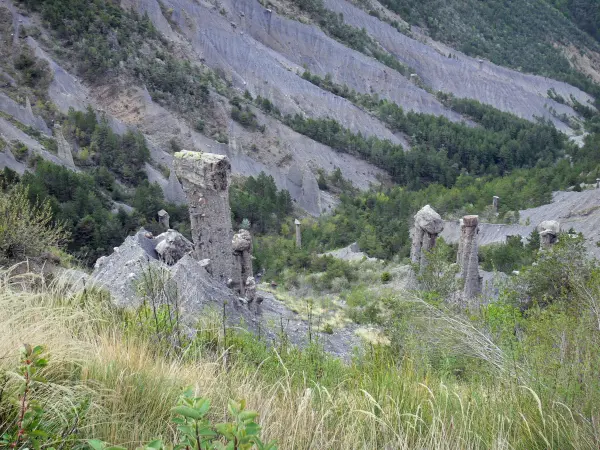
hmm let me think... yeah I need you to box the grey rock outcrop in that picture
[155,229,193,265]
[410,205,444,271]
[53,124,75,168]
[458,215,482,300]
[232,229,253,296]
[164,169,187,205]
[173,150,235,284]
[537,220,560,249]
[91,229,358,359]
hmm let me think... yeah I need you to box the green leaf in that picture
[87,440,107,450]
[144,439,164,449]
[239,411,258,421]
[171,405,205,420]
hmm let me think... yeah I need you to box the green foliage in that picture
[0,345,52,449]
[545,0,600,42]
[230,173,293,234]
[13,44,52,92]
[16,160,140,266]
[372,0,600,98]
[290,0,411,75]
[11,141,29,161]
[416,238,459,299]
[479,232,539,273]
[0,184,69,264]
[506,233,591,308]
[298,71,572,186]
[230,97,265,131]
[380,271,391,283]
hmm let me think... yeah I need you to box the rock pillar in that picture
[410,205,444,272]
[232,229,253,297]
[157,209,170,229]
[458,215,482,300]
[492,196,500,212]
[295,219,301,248]
[173,150,235,284]
[537,220,560,249]
[53,124,75,168]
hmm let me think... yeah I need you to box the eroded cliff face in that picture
[0,0,597,216]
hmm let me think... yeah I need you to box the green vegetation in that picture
[19,0,230,137]
[372,0,600,100]
[0,184,68,264]
[2,231,600,447]
[480,232,540,273]
[65,107,150,184]
[230,172,294,234]
[0,161,187,266]
[299,70,572,186]
[546,0,600,42]
[289,0,411,76]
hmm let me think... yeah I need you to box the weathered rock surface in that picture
[92,229,359,359]
[174,150,236,284]
[457,215,482,300]
[53,124,75,168]
[155,229,193,265]
[0,92,51,136]
[321,242,379,262]
[410,205,444,270]
[232,229,253,296]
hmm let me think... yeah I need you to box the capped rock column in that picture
[410,205,444,272]
[173,150,235,284]
[295,219,302,248]
[458,215,482,299]
[232,229,253,297]
[157,209,170,229]
[537,220,560,249]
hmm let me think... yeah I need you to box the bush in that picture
[380,271,391,283]
[0,185,69,263]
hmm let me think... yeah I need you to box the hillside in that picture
[0,0,598,219]
[2,1,600,448]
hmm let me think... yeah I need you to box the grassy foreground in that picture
[0,264,599,449]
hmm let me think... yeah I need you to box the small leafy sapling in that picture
[0,344,49,449]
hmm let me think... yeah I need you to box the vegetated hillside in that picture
[0,0,600,268]
[360,0,600,91]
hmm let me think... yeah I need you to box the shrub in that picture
[380,271,391,283]
[0,185,69,263]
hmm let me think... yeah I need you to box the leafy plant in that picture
[0,344,49,449]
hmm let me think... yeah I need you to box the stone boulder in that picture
[155,229,193,265]
[232,229,252,252]
[414,205,444,234]
[537,220,560,234]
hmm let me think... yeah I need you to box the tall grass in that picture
[0,265,598,449]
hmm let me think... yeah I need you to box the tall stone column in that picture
[537,220,560,249]
[410,205,444,272]
[232,229,253,297]
[173,150,235,284]
[157,209,170,229]
[492,196,500,212]
[295,219,302,248]
[458,215,482,299]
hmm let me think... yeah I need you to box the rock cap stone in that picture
[537,220,560,234]
[414,205,444,234]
